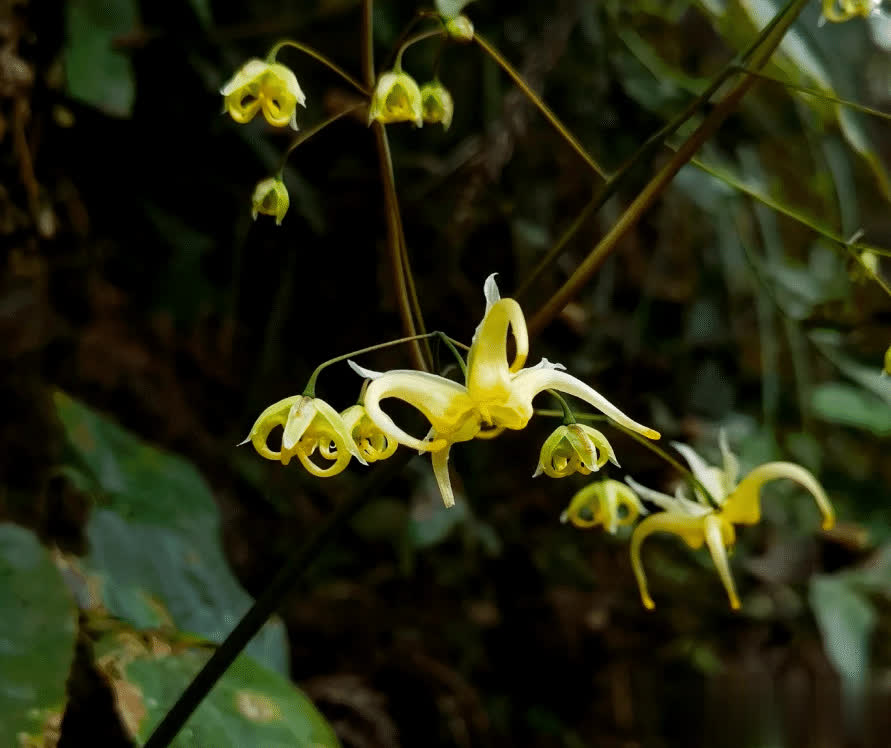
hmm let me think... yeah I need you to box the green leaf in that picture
[435,0,475,20]
[809,574,876,724]
[93,632,340,747]
[0,524,77,747]
[54,391,289,674]
[65,0,138,117]
[811,382,891,436]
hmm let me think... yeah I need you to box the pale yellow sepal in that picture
[561,479,647,535]
[420,81,454,130]
[884,344,891,376]
[340,404,398,463]
[242,395,366,477]
[368,71,423,127]
[534,424,616,478]
[251,177,289,225]
[221,59,306,129]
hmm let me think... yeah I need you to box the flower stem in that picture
[393,28,446,72]
[142,449,414,748]
[547,391,576,424]
[278,102,365,174]
[474,32,607,180]
[303,331,446,397]
[527,0,810,336]
[268,39,370,95]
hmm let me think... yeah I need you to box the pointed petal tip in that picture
[559,510,568,524]
[645,429,661,440]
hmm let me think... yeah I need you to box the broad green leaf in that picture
[54,391,289,674]
[809,574,876,724]
[436,0,475,20]
[65,0,138,117]
[811,382,891,436]
[93,632,340,747]
[0,524,77,747]
[809,330,891,406]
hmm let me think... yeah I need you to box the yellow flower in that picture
[242,395,366,477]
[561,479,647,535]
[884,344,891,376]
[420,81,454,130]
[368,71,423,127]
[821,0,879,22]
[221,59,306,129]
[341,404,398,463]
[627,433,835,611]
[350,274,659,508]
[444,15,474,42]
[251,177,289,225]
[534,424,616,478]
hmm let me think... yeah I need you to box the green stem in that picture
[267,39,370,95]
[474,32,607,180]
[278,102,365,173]
[548,390,576,424]
[303,331,445,396]
[383,11,443,71]
[534,409,720,507]
[142,449,414,748]
[527,0,810,337]
[393,28,445,72]
[373,122,428,371]
[437,332,468,376]
[733,66,891,122]
[361,0,374,88]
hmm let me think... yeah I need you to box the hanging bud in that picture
[251,177,289,225]
[368,71,423,127]
[420,81,454,130]
[444,15,474,42]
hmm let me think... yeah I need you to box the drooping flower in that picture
[444,15,474,42]
[561,479,647,535]
[221,59,306,129]
[242,395,366,477]
[821,0,880,22]
[367,71,423,127]
[626,433,835,610]
[534,423,617,478]
[341,404,398,463]
[251,177,289,225]
[351,274,659,507]
[420,81,454,130]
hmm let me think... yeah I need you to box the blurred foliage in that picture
[1,0,890,746]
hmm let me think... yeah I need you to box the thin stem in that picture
[268,39,370,95]
[393,28,445,72]
[383,11,443,71]
[474,32,607,180]
[733,66,891,123]
[278,102,365,173]
[534,409,720,507]
[361,0,374,88]
[548,390,576,424]
[303,331,445,396]
[373,122,428,371]
[142,450,414,748]
[437,332,468,376]
[527,0,809,336]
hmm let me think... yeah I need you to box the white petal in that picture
[483,273,501,313]
[348,359,385,379]
[719,429,740,491]
[671,442,725,503]
[624,476,711,517]
[525,358,566,372]
[431,445,455,508]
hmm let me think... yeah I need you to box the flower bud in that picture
[561,479,647,535]
[251,177,289,225]
[534,424,617,479]
[444,15,474,42]
[420,81,454,130]
[368,71,423,127]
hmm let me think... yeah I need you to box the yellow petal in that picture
[702,515,740,610]
[509,368,660,440]
[466,297,528,403]
[312,398,367,466]
[362,370,474,451]
[630,512,710,610]
[431,444,455,508]
[282,397,317,451]
[723,461,835,530]
[243,395,304,460]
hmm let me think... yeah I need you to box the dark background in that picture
[2,0,891,746]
